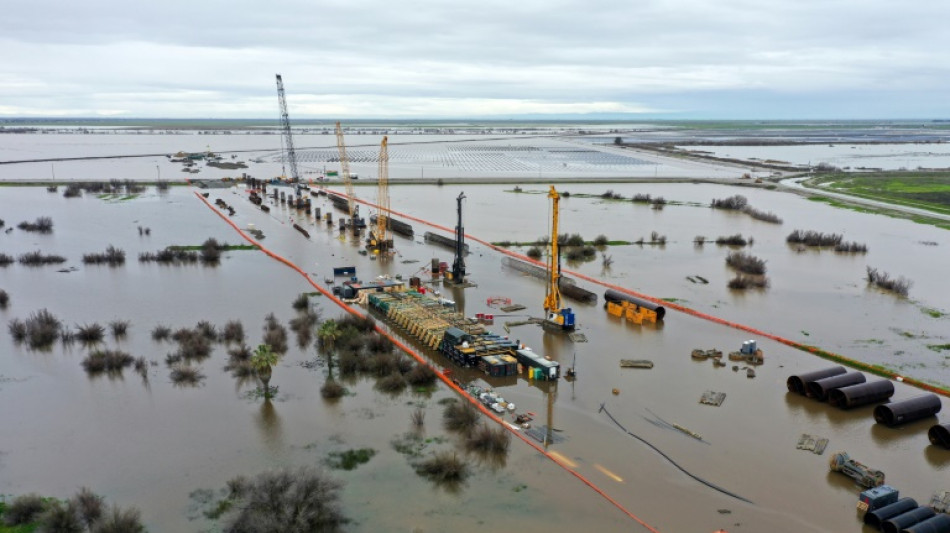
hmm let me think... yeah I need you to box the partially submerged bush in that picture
[221,320,245,344]
[415,452,469,485]
[18,250,67,266]
[82,246,126,266]
[170,364,205,386]
[526,246,542,259]
[200,238,221,264]
[195,320,218,341]
[0,291,12,310]
[0,253,14,266]
[82,349,134,375]
[632,193,652,203]
[406,364,438,387]
[17,216,54,233]
[292,293,309,311]
[151,325,172,341]
[321,380,346,399]
[376,372,407,394]
[72,487,104,528]
[835,241,868,253]
[75,323,106,344]
[716,234,748,246]
[9,318,27,343]
[728,274,770,290]
[220,467,346,533]
[565,245,597,261]
[465,423,511,455]
[710,194,748,210]
[866,267,912,297]
[786,229,843,247]
[24,308,62,349]
[262,314,289,354]
[110,320,130,339]
[443,402,480,434]
[336,314,376,334]
[742,206,782,224]
[725,251,767,275]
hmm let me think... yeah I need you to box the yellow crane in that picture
[542,185,575,331]
[368,136,393,252]
[334,122,357,228]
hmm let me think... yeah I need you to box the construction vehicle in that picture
[445,192,466,284]
[274,74,300,184]
[367,137,393,253]
[829,451,885,488]
[334,122,362,234]
[542,186,575,331]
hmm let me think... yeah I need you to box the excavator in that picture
[542,185,575,331]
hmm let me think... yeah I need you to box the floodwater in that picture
[2,178,948,532]
[679,143,950,171]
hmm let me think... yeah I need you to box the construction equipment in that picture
[829,451,885,488]
[446,192,466,284]
[542,186,575,331]
[274,74,300,184]
[367,136,393,252]
[334,122,360,234]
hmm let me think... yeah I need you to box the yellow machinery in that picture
[542,186,575,331]
[604,289,665,324]
[334,122,358,232]
[368,136,393,252]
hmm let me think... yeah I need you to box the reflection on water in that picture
[256,399,283,450]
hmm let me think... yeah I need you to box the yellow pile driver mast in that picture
[334,122,360,234]
[542,186,575,331]
[368,136,393,252]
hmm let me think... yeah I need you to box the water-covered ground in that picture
[2,179,948,532]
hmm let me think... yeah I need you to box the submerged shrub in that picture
[81,349,134,374]
[715,234,748,246]
[405,364,438,387]
[220,467,345,533]
[835,241,868,253]
[728,274,770,290]
[24,308,62,349]
[151,325,172,341]
[17,216,54,233]
[415,452,469,484]
[75,323,106,344]
[262,314,289,353]
[465,423,511,455]
[9,318,27,343]
[320,379,346,399]
[725,251,767,275]
[742,206,782,224]
[195,320,218,341]
[526,246,542,259]
[18,250,67,266]
[376,372,407,394]
[866,266,912,297]
[443,402,480,434]
[221,320,245,343]
[292,293,309,311]
[786,229,843,247]
[110,320,130,339]
[710,194,748,210]
[0,253,14,266]
[170,364,205,386]
[72,487,104,528]
[200,238,221,263]
[82,246,126,266]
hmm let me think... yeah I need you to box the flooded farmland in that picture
[1,132,949,532]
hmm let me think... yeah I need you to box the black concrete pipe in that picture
[882,507,936,533]
[787,366,847,394]
[865,498,918,529]
[929,423,950,448]
[806,372,866,401]
[902,513,950,533]
[828,379,895,409]
[874,394,943,426]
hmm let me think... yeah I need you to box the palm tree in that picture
[317,320,340,352]
[251,343,279,398]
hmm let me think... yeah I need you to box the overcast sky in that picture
[2,0,948,119]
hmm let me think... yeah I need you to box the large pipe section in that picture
[929,423,950,449]
[828,379,895,409]
[806,372,866,401]
[901,514,950,533]
[882,507,936,533]
[874,394,943,427]
[864,498,918,529]
[604,289,666,321]
[787,366,847,395]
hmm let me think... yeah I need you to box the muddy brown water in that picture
[1,183,948,532]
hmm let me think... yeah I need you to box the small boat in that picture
[620,359,654,369]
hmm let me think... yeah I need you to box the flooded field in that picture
[2,176,948,532]
[680,143,950,171]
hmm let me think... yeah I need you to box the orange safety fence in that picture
[194,191,663,533]
[334,189,950,399]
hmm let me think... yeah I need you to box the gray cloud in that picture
[1,0,948,117]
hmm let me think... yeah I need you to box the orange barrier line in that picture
[335,189,950,399]
[194,191,662,533]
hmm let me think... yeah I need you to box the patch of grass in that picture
[922,308,946,318]
[325,448,376,470]
[415,452,469,485]
[927,344,950,352]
